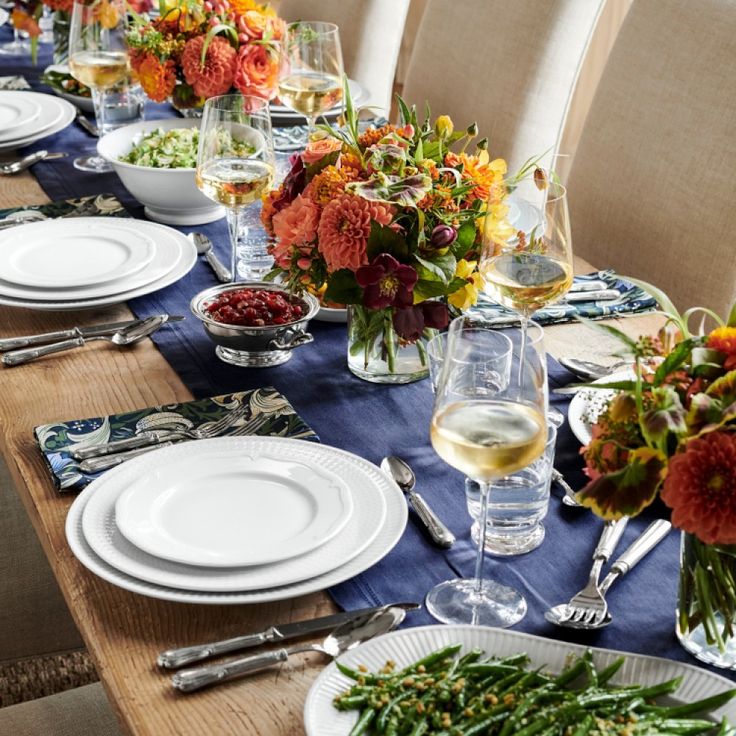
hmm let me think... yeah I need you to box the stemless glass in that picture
[427,317,547,627]
[196,95,275,281]
[68,0,128,172]
[278,21,344,140]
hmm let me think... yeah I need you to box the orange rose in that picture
[301,137,342,165]
[233,43,279,100]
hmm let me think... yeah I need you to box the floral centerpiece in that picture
[261,89,515,383]
[8,1,42,61]
[125,0,282,111]
[577,287,736,667]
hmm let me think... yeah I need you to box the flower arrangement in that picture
[576,287,736,664]
[261,87,515,380]
[126,0,282,109]
[9,1,42,61]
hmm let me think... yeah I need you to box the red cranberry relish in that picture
[205,288,306,327]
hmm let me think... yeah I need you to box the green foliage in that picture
[323,269,362,306]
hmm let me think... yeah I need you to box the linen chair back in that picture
[402,0,606,172]
[276,0,411,116]
[567,0,736,316]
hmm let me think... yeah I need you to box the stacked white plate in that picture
[269,78,367,125]
[0,90,76,152]
[0,217,197,310]
[65,436,407,604]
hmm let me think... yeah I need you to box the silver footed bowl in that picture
[190,282,319,368]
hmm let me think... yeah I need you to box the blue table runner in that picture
[3,34,731,680]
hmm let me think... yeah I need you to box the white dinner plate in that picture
[114,451,354,567]
[567,370,634,445]
[0,219,157,289]
[0,92,41,135]
[0,93,75,150]
[66,438,407,604]
[0,219,196,310]
[80,438,388,591]
[304,625,736,735]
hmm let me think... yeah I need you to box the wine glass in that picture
[68,0,129,172]
[196,95,275,281]
[0,13,31,56]
[427,317,547,627]
[278,21,344,140]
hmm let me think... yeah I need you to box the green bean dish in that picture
[333,645,736,735]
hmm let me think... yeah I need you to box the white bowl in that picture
[96,118,224,226]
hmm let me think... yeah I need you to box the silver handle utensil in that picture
[80,442,175,473]
[191,232,231,283]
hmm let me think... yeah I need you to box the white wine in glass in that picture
[68,0,128,172]
[196,159,273,209]
[278,22,344,139]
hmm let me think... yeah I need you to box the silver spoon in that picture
[2,316,167,366]
[381,456,455,548]
[551,469,583,508]
[559,357,629,382]
[0,208,48,230]
[172,606,406,692]
[190,232,232,283]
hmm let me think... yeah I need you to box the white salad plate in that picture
[80,439,388,591]
[568,370,633,446]
[0,218,157,289]
[66,437,408,604]
[0,219,196,310]
[0,92,76,150]
[304,625,736,735]
[114,451,355,568]
[0,92,41,136]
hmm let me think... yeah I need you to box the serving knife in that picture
[0,315,185,352]
[157,602,421,669]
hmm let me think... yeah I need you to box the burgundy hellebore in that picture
[430,224,457,249]
[356,253,418,310]
[393,302,449,342]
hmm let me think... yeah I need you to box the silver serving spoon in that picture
[559,357,629,382]
[381,456,455,548]
[551,469,583,508]
[190,232,232,283]
[172,606,406,692]
[2,316,167,366]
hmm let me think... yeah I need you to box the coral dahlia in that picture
[272,195,320,259]
[181,36,236,99]
[317,195,393,273]
[661,431,736,544]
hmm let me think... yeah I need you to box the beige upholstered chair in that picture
[402,0,606,172]
[276,0,411,115]
[566,0,736,316]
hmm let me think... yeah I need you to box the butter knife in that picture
[0,316,184,352]
[158,602,420,669]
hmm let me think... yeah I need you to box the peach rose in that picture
[233,43,280,100]
[301,137,343,165]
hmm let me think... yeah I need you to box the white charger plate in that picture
[0,219,196,310]
[567,370,633,445]
[0,92,41,135]
[304,625,736,735]
[114,451,354,567]
[0,218,157,288]
[66,437,407,604]
[80,439,388,591]
[0,93,75,150]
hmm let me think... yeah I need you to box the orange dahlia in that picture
[181,36,236,99]
[261,186,283,236]
[317,195,393,273]
[305,166,360,207]
[135,54,176,103]
[358,124,397,149]
[233,43,279,100]
[707,326,736,356]
[661,431,736,544]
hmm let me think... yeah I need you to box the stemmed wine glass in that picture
[196,95,275,281]
[427,317,547,627]
[68,0,128,172]
[0,13,31,56]
[278,21,344,141]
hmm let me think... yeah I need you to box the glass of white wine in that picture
[427,317,547,627]
[196,94,275,281]
[278,21,344,140]
[69,0,129,172]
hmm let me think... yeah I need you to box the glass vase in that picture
[676,531,736,669]
[347,305,434,384]
[53,11,70,64]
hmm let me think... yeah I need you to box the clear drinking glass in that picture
[278,21,344,140]
[0,15,31,56]
[68,0,128,172]
[427,317,547,627]
[196,94,275,281]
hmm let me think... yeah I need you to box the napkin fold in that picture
[34,387,318,492]
[0,193,129,222]
[469,270,657,326]
[0,75,30,90]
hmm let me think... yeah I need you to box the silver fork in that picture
[557,517,628,624]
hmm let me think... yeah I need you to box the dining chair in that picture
[0,683,120,736]
[566,0,736,316]
[401,0,606,172]
[276,0,411,116]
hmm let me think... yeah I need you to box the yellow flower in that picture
[707,326,736,356]
[448,259,482,310]
[434,115,454,139]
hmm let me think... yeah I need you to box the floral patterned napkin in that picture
[34,387,318,492]
[469,270,657,326]
[0,193,129,223]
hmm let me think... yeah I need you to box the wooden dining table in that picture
[0,169,665,735]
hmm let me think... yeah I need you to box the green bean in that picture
[660,689,736,718]
[349,708,375,736]
[596,657,625,685]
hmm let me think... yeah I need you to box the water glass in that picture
[466,424,556,556]
[96,78,145,136]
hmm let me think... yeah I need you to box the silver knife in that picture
[157,602,421,669]
[0,316,185,352]
[568,280,609,293]
[563,290,621,303]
